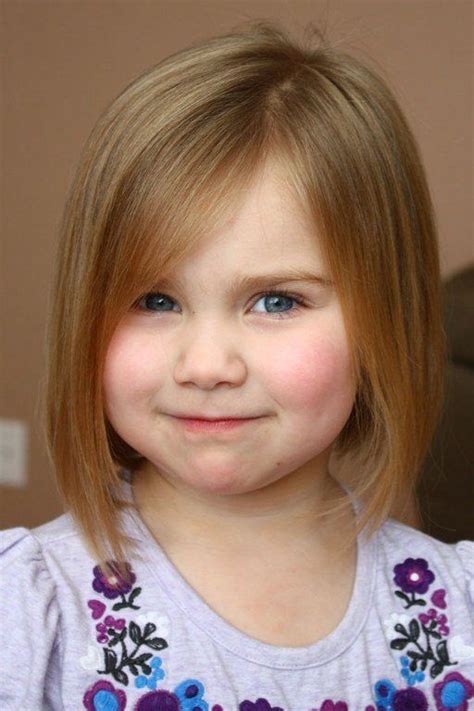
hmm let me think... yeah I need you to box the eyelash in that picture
[133,289,307,319]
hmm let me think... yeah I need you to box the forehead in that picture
[172,161,326,280]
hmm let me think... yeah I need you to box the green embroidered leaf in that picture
[409,619,420,640]
[108,628,126,647]
[112,602,128,611]
[436,640,450,663]
[430,630,442,640]
[430,661,444,679]
[142,664,152,675]
[135,653,153,665]
[145,636,168,650]
[129,621,142,644]
[395,591,409,602]
[390,637,410,650]
[113,669,129,686]
[129,587,142,603]
[129,665,139,676]
[104,648,118,672]
[394,623,408,636]
[144,622,157,638]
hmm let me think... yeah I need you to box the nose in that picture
[173,318,247,390]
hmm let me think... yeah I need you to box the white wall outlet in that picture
[0,418,28,487]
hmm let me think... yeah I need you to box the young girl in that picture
[1,20,472,711]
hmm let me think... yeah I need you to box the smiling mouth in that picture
[170,415,262,432]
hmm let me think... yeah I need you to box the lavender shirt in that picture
[1,470,473,710]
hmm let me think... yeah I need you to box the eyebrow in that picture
[227,269,333,294]
[157,269,332,295]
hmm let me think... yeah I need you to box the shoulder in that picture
[0,511,93,609]
[0,517,77,705]
[0,510,87,577]
[0,511,77,564]
[375,518,474,606]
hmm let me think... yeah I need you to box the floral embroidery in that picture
[419,607,449,636]
[374,679,429,709]
[399,655,425,686]
[81,556,473,710]
[92,561,141,610]
[433,672,474,710]
[393,558,435,608]
[134,689,180,710]
[96,615,127,644]
[85,560,169,689]
[134,656,165,690]
[83,679,127,710]
[388,557,458,680]
[239,700,284,711]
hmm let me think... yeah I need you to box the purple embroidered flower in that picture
[92,561,136,599]
[393,558,435,595]
[135,690,180,710]
[173,678,210,710]
[83,680,127,710]
[319,702,348,711]
[240,700,284,711]
[433,671,474,710]
[392,687,428,711]
[105,614,127,630]
[418,608,449,635]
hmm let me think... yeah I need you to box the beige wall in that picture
[1,0,472,529]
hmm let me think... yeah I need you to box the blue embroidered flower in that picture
[433,671,474,710]
[399,656,425,686]
[135,656,165,690]
[174,678,209,710]
[83,680,127,710]
[374,679,397,708]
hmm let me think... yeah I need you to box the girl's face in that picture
[103,161,356,498]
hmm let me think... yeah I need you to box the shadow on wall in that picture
[417,264,474,543]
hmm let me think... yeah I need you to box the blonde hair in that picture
[41,20,446,575]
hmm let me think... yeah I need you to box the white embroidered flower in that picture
[136,610,171,638]
[80,644,102,671]
[383,612,412,640]
[448,634,474,661]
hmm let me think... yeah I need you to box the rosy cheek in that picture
[264,336,354,410]
[103,328,158,400]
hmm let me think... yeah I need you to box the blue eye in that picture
[133,289,305,317]
[137,293,176,312]
[251,290,305,316]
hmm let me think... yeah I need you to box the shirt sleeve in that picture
[0,527,61,710]
[455,539,474,608]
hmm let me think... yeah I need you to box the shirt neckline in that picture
[117,468,378,670]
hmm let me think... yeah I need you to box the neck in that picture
[130,458,355,562]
